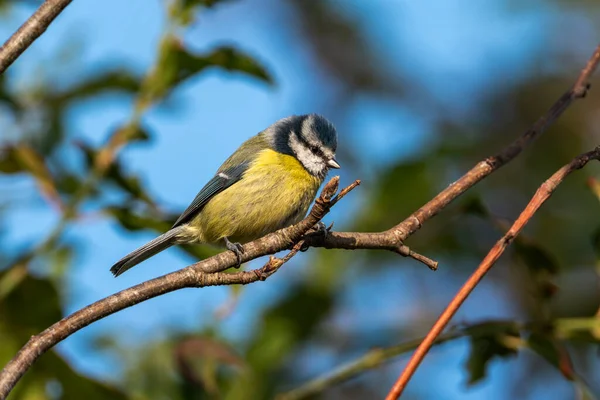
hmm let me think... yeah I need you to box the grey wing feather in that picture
[171,163,249,228]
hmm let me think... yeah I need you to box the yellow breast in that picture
[192,149,322,244]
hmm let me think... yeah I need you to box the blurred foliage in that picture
[1,0,600,399]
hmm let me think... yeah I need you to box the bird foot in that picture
[300,221,333,252]
[224,237,244,267]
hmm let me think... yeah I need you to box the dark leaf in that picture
[144,37,272,102]
[51,70,142,103]
[527,333,575,381]
[170,0,234,25]
[106,160,155,206]
[464,321,521,384]
[513,239,559,275]
[175,336,245,394]
[591,226,600,258]
[0,146,21,173]
[105,206,168,232]
[461,196,490,218]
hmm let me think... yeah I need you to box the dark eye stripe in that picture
[295,130,327,158]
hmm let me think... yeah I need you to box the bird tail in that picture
[110,227,185,277]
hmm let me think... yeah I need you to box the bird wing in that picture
[171,162,249,228]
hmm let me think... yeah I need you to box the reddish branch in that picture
[384,43,600,399]
[386,148,600,399]
[0,0,73,75]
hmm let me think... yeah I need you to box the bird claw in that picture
[313,221,329,236]
[224,237,244,267]
[300,222,333,252]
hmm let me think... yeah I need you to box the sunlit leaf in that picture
[555,317,600,341]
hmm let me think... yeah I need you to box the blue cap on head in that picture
[264,114,339,177]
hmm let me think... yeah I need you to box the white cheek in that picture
[289,133,325,176]
[302,152,325,175]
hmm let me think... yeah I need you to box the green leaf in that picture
[170,0,234,25]
[464,321,521,384]
[200,46,272,84]
[527,333,574,380]
[526,333,598,399]
[105,206,168,232]
[461,196,490,218]
[143,37,272,102]
[513,238,559,299]
[554,317,600,341]
[513,239,559,275]
[591,226,600,258]
[175,336,245,395]
[51,70,142,103]
[0,146,22,173]
[106,160,155,206]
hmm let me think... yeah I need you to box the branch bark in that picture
[385,147,600,399]
[0,0,73,75]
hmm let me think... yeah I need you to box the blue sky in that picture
[1,0,596,398]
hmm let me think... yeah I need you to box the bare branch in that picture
[0,177,361,399]
[0,0,73,75]
[386,147,600,399]
[385,43,600,242]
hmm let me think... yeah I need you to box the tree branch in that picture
[0,39,598,400]
[0,177,361,399]
[0,0,73,75]
[301,42,600,268]
[385,147,600,399]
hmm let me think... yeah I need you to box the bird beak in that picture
[327,158,341,169]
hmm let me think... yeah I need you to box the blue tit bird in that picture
[110,114,340,277]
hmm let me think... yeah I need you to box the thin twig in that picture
[255,240,306,281]
[385,147,600,399]
[0,0,73,75]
